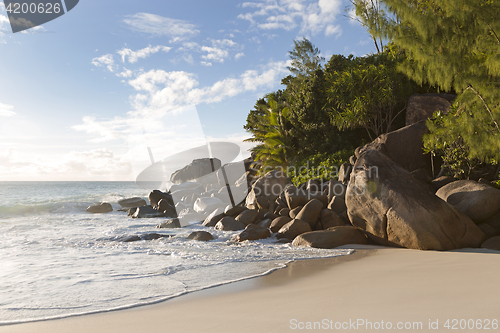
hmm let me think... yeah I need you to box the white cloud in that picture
[0,103,16,117]
[235,52,245,60]
[177,39,242,65]
[117,68,134,78]
[123,13,199,42]
[238,0,343,37]
[91,54,116,72]
[118,45,171,64]
[200,39,241,64]
[201,46,228,63]
[72,116,130,143]
[74,61,290,142]
[325,24,341,36]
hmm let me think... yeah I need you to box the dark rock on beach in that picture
[156,219,182,229]
[235,209,259,226]
[320,209,345,230]
[131,205,165,218]
[215,216,246,231]
[116,233,169,242]
[118,197,147,208]
[270,216,292,233]
[276,219,312,240]
[149,190,174,210]
[436,180,500,223]
[202,208,225,227]
[295,199,323,229]
[431,176,456,192]
[292,226,368,249]
[87,202,113,214]
[481,236,500,251]
[236,224,271,242]
[245,170,288,210]
[187,231,214,241]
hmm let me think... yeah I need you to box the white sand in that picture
[2,246,500,333]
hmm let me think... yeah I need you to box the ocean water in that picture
[0,181,351,325]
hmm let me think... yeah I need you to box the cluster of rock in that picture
[86,93,500,252]
[160,169,367,248]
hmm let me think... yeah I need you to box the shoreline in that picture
[2,246,500,332]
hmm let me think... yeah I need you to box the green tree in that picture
[325,47,421,140]
[383,0,500,161]
[345,0,391,54]
[244,93,295,173]
[287,37,325,78]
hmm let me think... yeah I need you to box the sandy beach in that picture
[2,245,500,333]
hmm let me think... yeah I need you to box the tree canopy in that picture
[383,0,500,162]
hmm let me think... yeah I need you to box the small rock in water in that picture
[87,203,113,214]
[187,231,214,241]
[202,208,225,227]
[132,205,164,218]
[215,216,245,231]
[115,233,169,242]
[237,224,271,242]
[157,219,182,229]
[118,197,147,208]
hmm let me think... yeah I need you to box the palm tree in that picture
[244,93,295,175]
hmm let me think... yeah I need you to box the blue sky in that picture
[0,0,376,181]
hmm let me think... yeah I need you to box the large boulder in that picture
[118,197,147,208]
[431,176,456,192]
[292,226,368,249]
[270,216,292,233]
[355,122,429,173]
[225,205,247,217]
[276,219,312,240]
[284,186,308,210]
[319,209,345,230]
[295,199,323,228]
[245,170,288,209]
[149,190,174,209]
[235,209,259,226]
[170,158,222,184]
[215,216,245,231]
[236,224,271,242]
[87,202,113,214]
[436,180,500,223]
[405,93,455,126]
[481,236,500,251]
[157,199,177,217]
[346,150,486,250]
[327,196,347,215]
